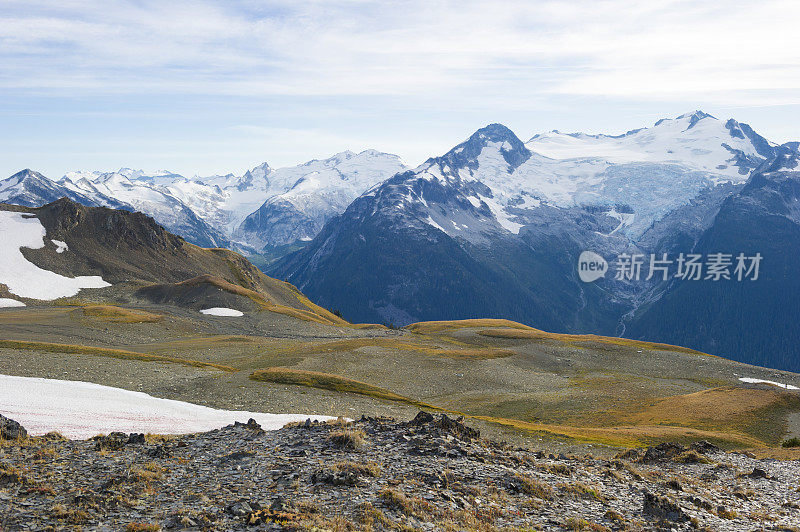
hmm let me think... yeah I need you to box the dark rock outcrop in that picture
[0,414,27,440]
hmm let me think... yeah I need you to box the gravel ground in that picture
[1,413,799,531]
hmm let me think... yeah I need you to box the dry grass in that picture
[51,503,90,525]
[0,339,235,372]
[260,336,511,362]
[471,413,764,449]
[476,328,707,355]
[142,274,348,326]
[79,305,162,323]
[379,488,414,514]
[537,463,572,476]
[250,367,435,409]
[559,482,608,503]
[511,473,553,499]
[334,460,381,477]
[404,319,534,334]
[625,387,785,426]
[564,517,610,531]
[251,367,776,450]
[328,429,367,450]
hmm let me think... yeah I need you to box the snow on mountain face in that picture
[527,111,775,177]
[2,150,406,254]
[0,169,103,209]
[233,150,408,249]
[386,112,781,241]
[58,170,230,249]
[0,210,110,300]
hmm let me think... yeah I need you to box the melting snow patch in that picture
[425,216,447,233]
[0,298,25,308]
[51,239,68,253]
[0,374,337,439]
[200,307,244,317]
[739,377,799,390]
[478,195,524,234]
[0,211,110,300]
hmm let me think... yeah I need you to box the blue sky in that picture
[1,0,799,178]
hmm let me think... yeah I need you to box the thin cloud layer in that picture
[2,0,798,103]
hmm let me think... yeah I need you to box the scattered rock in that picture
[311,467,359,486]
[643,491,690,523]
[691,440,720,454]
[0,414,796,530]
[640,442,687,463]
[233,418,263,432]
[0,414,27,440]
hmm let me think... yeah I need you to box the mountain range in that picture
[2,110,798,371]
[0,151,407,253]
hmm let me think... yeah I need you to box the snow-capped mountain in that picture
[233,150,408,250]
[391,111,777,243]
[0,150,406,253]
[271,111,800,371]
[58,169,231,249]
[0,169,122,210]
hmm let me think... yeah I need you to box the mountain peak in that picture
[676,110,714,121]
[6,169,48,184]
[438,123,531,173]
[653,110,715,128]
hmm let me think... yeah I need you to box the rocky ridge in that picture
[1,413,799,531]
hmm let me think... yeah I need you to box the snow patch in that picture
[0,298,25,308]
[739,377,799,390]
[0,211,111,300]
[200,307,244,317]
[425,216,447,233]
[478,195,524,234]
[51,239,68,253]
[0,374,337,439]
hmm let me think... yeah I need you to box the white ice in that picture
[0,298,26,308]
[0,211,111,300]
[200,307,244,317]
[739,377,799,390]
[0,374,337,439]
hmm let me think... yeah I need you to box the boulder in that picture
[0,414,27,440]
[642,491,689,522]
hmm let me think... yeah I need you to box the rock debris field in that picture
[1,412,799,531]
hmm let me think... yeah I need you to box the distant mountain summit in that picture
[233,150,407,251]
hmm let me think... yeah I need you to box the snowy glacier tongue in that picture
[0,211,110,300]
[0,374,337,439]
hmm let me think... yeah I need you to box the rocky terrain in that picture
[1,413,799,531]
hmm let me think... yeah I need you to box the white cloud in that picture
[0,0,797,104]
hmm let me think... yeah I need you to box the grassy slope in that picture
[2,306,799,450]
